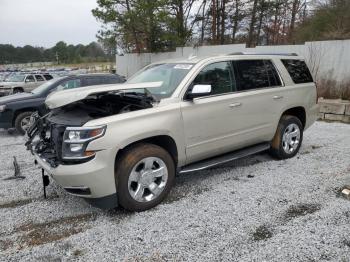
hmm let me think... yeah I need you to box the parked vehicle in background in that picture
[0,73,54,96]
[0,73,125,134]
[27,53,318,211]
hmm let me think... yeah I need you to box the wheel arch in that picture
[115,135,179,168]
[280,106,306,129]
[13,86,24,92]
[12,108,37,127]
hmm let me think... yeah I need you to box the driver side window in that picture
[192,62,235,95]
[56,79,81,91]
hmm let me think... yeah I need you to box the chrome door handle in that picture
[229,102,242,108]
[273,95,283,100]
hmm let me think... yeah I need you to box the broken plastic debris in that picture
[341,187,350,199]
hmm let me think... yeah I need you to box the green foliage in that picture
[295,0,350,42]
[0,42,111,64]
[92,0,194,53]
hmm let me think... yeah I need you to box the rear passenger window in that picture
[281,59,313,84]
[193,62,235,95]
[233,60,270,91]
[43,74,53,80]
[35,75,44,81]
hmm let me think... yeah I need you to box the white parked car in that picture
[0,73,53,96]
[27,53,318,211]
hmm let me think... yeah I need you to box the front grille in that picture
[49,124,66,161]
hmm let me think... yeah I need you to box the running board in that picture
[179,143,270,174]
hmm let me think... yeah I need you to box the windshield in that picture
[5,74,26,82]
[127,63,194,99]
[31,78,60,94]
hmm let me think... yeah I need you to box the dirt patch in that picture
[284,203,321,220]
[0,195,60,209]
[252,225,273,241]
[16,213,96,249]
[0,238,14,251]
[0,199,34,209]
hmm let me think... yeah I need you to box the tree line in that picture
[92,0,350,53]
[0,41,112,64]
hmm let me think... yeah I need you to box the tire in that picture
[13,88,23,94]
[14,111,34,135]
[269,115,303,159]
[116,143,175,212]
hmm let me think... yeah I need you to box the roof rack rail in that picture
[228,52,298,56]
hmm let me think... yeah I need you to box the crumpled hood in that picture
[45,81,162,109]
[0,82,17,88]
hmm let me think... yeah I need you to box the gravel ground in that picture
[0,121,350,262]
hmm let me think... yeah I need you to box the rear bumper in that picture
[305,104,319,130]
[34,146,119,209]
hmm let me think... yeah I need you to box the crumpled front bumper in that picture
[33,146,119,209]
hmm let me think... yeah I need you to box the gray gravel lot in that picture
[0,121,350,261]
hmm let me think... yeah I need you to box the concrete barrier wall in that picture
[116,40,350,87]
[318,99,350,123]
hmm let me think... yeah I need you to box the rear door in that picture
[23,75,37,92]
[181,59,285,164]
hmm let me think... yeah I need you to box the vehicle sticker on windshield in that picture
[174,64,193,70]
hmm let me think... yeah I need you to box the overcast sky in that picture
[0,0,101,48]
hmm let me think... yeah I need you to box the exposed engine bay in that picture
[26,91,155,167]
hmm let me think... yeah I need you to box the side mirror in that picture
[186,84,212,100]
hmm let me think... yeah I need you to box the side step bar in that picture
[179,143,270,174]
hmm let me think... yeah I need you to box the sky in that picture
[0,0,101,48]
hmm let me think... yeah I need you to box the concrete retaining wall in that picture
[318,99,350,123]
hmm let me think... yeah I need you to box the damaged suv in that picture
[27,54,318,211]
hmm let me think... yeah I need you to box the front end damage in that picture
[26,90,155,168]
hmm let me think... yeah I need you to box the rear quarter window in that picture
[281,59,313,84]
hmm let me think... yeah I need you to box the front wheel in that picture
[269,115,303,159]
[14,111,34,135]
[116,143,175,211]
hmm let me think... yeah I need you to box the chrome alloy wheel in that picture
[128,157,168,202]
[282,123,301,154]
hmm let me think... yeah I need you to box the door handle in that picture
[229,102,242,108]
[273,95,283,100]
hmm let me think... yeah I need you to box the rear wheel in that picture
[116,143,175,211]
[269,115,303,159]
[14,111,34,135]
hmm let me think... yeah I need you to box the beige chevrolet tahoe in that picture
[26,53,318,211]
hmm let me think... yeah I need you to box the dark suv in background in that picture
[0,73,125,134]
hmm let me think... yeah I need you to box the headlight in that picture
[0,105,6,113]
[62,125,106,160]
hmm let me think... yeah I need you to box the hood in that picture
[45,82,163,109]
[0,92,35,104]
[0,82,17,88]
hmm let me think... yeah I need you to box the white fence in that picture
[116,40,350,86]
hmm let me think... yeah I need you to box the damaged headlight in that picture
[62,125,106,160]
